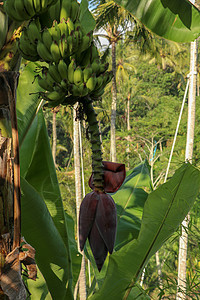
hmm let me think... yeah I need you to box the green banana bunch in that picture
[4,0,58,22]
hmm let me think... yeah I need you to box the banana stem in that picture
[82,97,104,192]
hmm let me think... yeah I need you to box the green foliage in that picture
[89,163,200,300]
[113,161,152,251]
[113,0,200,42]
[17,62,77,299]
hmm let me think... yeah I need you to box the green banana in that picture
[67,18,75,33]
[49,21,61,44]
[18,39,39,61]
[14,0,31,20]
[94,75,104,90]
[59,35,65,57]
[71,83,88,97]
[19,33,38,58]
[48,63,62,83]
[73,30,80,50]
[75,27,82,46]
[74,21,81,30]
[67,34,74,55]
[50,40,61,62]
[68,58,76,83]
[60,79,68,89]
[92,87,104,99]
[42,28,53,50]
[99,62,109,74]
[58,59,68,79]
[60,0,71,21]
[38,75,54,91]
[71,0,80,22]
[79,83,89,97]
[33,0,41,13]
[79,47,91,67]
[86,74,97,92]
[58,18,69,36]
[79,32,93,54]
[42,68,55,86]
[74,66,83,86]
[103,71,113,85]
[27,20,42,44]
[48,0,61,23]
[37,40,53,62]
[91,59,100,74]
[44,90,65,101]
[23,0,35,17]
[45,96,65,108]
[83,65,93,82]
[91,43,99,62]
[4,0,24,22]
[40,0,48,11]
[70,84,80,97]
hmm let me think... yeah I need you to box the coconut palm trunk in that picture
[176,37,198,300]
[73,104,87,300]
[110,39,117,162]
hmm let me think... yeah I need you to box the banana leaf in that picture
[113,161,153,251]
[114,0,200,42]
[80,0,96,33]
[21,178,73,300]
[17,62,80,299]
[90,163,200,300]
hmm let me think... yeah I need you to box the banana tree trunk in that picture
[73,104,87,300]
[176,37,198,300]
[0,71,26,299]
[110,41,117,162]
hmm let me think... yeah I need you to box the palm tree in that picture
[92,1,134,162]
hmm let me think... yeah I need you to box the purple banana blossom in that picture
[79,162,126,271]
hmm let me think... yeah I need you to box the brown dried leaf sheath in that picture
[0,247,26,300]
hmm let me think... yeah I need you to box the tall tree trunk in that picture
[155,251,163,290]
[52,109,57,165]
[73,104,87,300]
[176,37,198,300]
[127,92,131,169]
[110,41,117,162]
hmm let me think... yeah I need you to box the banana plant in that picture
[16,64,200,299]
[1,0,200,299]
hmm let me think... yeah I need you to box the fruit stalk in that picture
[82,97,104,192]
